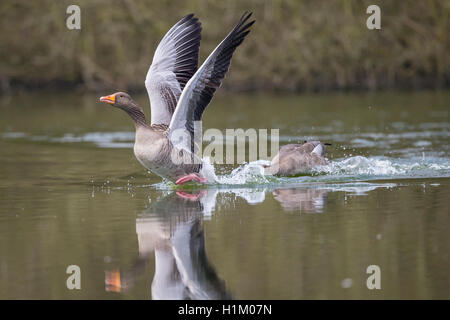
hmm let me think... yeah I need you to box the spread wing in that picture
[168,12,254,153]
[145,14,202,126]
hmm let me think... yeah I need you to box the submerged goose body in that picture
[264,141,328,176]
[100,13,254,184]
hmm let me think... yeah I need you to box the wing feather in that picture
[145,14,202,125]
[168,12,254,152]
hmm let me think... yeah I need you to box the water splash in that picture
[215,159,272,185]
[315,156,450,178]
[195,156,450,187]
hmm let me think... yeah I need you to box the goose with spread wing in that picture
[99,13,254,185]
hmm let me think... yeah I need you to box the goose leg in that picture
[175,173,207,185]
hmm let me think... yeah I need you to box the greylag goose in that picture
[264,141,329,176]
[99,13,254,185]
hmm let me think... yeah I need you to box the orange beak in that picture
[105,269,122,292]
[99,94,116,105]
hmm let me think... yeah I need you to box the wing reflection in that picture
[272,188,329,213]
[105,190,231,300]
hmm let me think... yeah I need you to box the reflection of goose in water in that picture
[104,186,335,297]
[272,188,329,213]
[105,190,231,299]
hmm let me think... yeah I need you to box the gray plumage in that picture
[100,13,254,184]
[145,14,202,126]
[265,141,328,176]
[169,12,254,153]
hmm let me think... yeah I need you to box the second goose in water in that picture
[99,13,254,185]
[264,141,329,176]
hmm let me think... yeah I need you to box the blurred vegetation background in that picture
[0,0,448,93]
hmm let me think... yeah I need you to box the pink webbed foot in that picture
[176,190,207,200]
[175,173,207,185]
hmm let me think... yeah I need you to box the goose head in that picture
[100,92,136,110]
[99,92,148,127]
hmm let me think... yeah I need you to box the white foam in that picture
[215,159,271,185]
[194,155,450,187]
[314,156,450,177]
